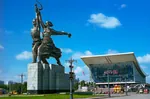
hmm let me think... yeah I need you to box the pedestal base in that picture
[27,63,70,94]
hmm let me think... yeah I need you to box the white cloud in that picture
[61,48,73,54]
[1,71,28,84]
[16,51,32,60]
[88,13,121,28]
[74,67,83,74]
[64,62,70,67]
[72,52,84,59]
[76,74,90,82]
[141,65,148,69]
[137,54,150,63]
[107,49,118,54]
[85,51,93,55]
[0,45,4,50]
[72,50,93,59]
[64,62,74,68]
[74,66,90,81]
[63,61,77,69]
[121,4,126,8]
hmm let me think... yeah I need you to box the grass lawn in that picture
[0,94,104,99]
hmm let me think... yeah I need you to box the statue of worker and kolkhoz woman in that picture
[31,1,71,66]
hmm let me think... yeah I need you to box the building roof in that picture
[81,52,146,77]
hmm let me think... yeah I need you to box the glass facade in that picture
[89,62,134,83]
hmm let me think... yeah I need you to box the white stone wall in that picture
[49,64,56,90]
[43,64,49,90]
[27,63,70,92]
[27,63,43,91]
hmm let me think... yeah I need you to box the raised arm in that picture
[38,12,46,29]
[35,3,45,29]
[34,4,40,30]
[51,29,71,38]
[35,11,40,28]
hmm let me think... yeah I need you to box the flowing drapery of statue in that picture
[31,0,71,66]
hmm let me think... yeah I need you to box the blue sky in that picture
[0,0,150,83]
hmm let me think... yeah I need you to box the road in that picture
[105,94,150,99]
[76,93,150,99]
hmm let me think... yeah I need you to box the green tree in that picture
[80,80,85,87]
[22,82,27,93]
[8,82,27,94]
[74,82,79,91]
[74,78,80,91]
[0,84,8,90]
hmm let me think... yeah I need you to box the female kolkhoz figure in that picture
[36,7,71,66]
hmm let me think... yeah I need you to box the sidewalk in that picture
[75,94,128,99]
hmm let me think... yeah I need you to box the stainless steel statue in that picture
[31,3,42,63]
[31,1,71,66]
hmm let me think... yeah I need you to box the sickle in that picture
[36,0,43,10]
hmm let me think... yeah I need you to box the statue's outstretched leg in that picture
[38,56,42,63]
[56,57,62,66]
[52,48,62,66]
[42,56,49,64]
[32,54,37,63]
[32,43,36,63]
[32,42,40,63]
[37,43,44,63]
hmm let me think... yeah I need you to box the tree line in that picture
[0,82,27,94]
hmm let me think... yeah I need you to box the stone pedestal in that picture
[43,64,49,93]
[27,63,43,94]
[27,63,70,94]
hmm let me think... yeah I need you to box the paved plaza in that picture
[76,93,150,99]
[106,94,150,99]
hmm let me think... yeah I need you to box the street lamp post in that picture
[69,64,74,99]
[66,58,77,99]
